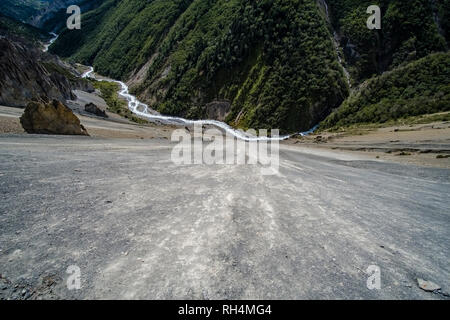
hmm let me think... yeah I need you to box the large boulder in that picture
[20,98,89,135]
[85,102,107,118]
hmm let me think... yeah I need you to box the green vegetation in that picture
[46,0,105,33]
[319,112,450,134]
[0,0,101,33]
[0,0,48,24]
[0,13,50,44]
[41,61,93,93]
[92,80,148,124]
[51,0,190,78]
[41,61,79,82]
[438,0,450,43]
[327,0,448,83]
[321,52,450,129]
[51,0,449,133]
[52,0,349,133]
[400,113,450,125]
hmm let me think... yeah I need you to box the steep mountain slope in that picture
[0,0,102,32]
[52,0,349,133]
[318,0,450,129]
[321,52,450,129]
[51,0,449,133]
[30,0,104,33]
[0,0,48,23]
[0,13,50,45]
[326,0,449,84]
[0,37,92,107]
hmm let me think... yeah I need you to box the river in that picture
[45,32,317,141]
[81,66,318,141]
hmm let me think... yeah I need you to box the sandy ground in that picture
[288,121,450,169]
[0,116,24,134]
[0,102,176,141]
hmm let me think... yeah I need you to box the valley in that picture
[0,0,449,301]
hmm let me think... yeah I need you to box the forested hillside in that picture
[52,0,349,133]
[319,0,450,129]
[0,0,47,24]
[0,0,102,32]
[32,0,104,33]
[0,13,50,44]
[51,0,449,133]
[321,52,450,129]
[326,0,448,84]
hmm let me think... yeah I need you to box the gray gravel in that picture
[0,134,449,299]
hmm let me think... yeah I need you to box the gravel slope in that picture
[0,135,448,299]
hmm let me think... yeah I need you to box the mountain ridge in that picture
[0,35,93,107]
[51,0,349,133]
[43,0,450,132]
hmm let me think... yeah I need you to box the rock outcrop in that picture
[20,98,89,136]
[85,103,107,118]
[0,37,93,107]
[205,100,231,122]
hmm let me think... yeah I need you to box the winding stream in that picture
[45,32,317,141]
[43,32,58,52]
[81,67,318,141]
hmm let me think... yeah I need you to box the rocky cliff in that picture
[0,36,93,108]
